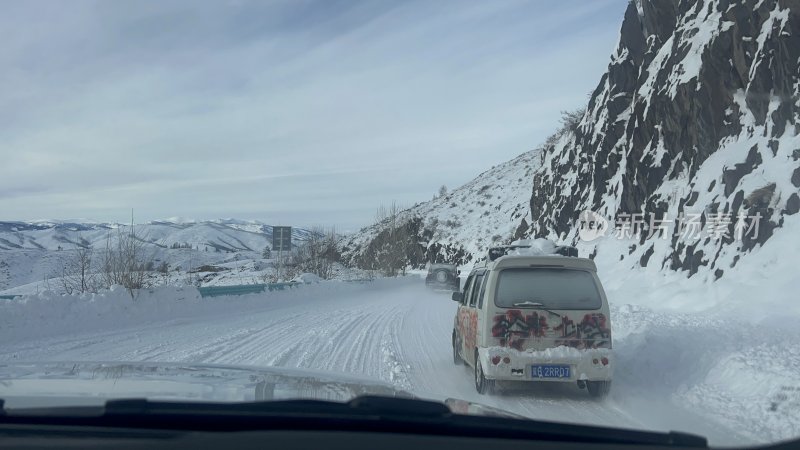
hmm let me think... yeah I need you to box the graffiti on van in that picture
[457,308,479,353]
[553,313,610,349]
[491,310,549,351]
[491,311,610,350]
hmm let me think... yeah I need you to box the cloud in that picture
[0,0,627,230]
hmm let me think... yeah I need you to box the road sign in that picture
[272,226,292,252]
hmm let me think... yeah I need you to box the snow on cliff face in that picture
[530,0,799,279]
[347,0,800,277]
[342,150,540,268]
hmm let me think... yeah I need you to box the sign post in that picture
[272,226,292,281]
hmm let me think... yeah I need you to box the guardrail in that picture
[197,278,374,298]
[197,282,298,298]
[0,278,376,300]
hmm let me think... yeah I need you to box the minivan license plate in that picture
[531,365,570,379]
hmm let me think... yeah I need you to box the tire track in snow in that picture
[0,281,756,445]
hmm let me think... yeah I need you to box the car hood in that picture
[0,361,519,419]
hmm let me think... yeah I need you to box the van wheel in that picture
[587,381,611,398]
[474,353,494,394]
[452,333,463,366]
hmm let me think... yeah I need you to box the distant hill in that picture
[0,219,310,253]
[0,219,313,293]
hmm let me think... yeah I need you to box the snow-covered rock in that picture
[291,273,324,284]
[342,149,540,268]
[344,0,800,284]
[530,0,800,279]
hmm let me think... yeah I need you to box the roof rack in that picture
[487,239,578,262]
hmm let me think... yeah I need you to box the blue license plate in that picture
[531,365,571,379]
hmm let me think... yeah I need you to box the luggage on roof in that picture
[487,238,578,261]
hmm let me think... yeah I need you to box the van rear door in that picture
[489,267,611,352]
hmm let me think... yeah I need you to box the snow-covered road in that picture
[0,280,791,446]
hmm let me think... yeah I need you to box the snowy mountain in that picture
[530,0,800,280]
[344,0,800,280]
[0,220,313,293]
[0,219,310,253]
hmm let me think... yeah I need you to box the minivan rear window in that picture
[494,268,602,310]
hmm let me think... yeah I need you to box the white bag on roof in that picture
[507,238,556,256]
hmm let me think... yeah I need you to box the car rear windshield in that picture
[494,268,602,310]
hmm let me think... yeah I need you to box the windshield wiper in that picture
[0,396,708,447]
[510,300,563,317]
[512,300,544,307]
[103,396,451,418]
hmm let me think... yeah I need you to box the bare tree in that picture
[262,250,296,283]
[98,224,156,299]
[375,204,388,223]
[543,107,586,149]
[157,261,171,285]
[371,202,413,276]
[288,226,340,280]
[59,244,96,295]
[559,107,585,130]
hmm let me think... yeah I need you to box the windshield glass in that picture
[494,268,602,310]
[1,0,798,447]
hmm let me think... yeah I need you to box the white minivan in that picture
[451,241,613,397]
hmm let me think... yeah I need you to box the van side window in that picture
[469,273,484,307]
[461,275,475,305]
[477,273,489,309]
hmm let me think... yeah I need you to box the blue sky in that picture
[0,0,627,231]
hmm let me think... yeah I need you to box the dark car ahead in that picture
[425,263,460,292]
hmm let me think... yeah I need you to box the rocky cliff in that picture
[530,0,799,278]
[344,0,800,277]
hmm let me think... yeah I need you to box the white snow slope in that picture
[343,149,539,266]
[1,275,798,446]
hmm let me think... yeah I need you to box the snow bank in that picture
[487,345,612,360]
[576,213,799,318]
[0,277,417,345]
[587,215,800,443]
[291,273,324,284]
[611,302,800,443]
